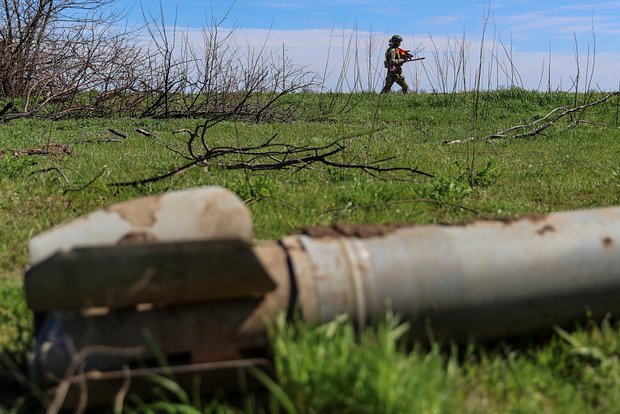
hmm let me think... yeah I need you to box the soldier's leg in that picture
[396,76,409,94]
[381,74,396,94]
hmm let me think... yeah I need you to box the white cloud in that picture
[139,24,620,92]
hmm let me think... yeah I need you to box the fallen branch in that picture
[0,102,14,117]
[63,168,107,194]
[445,92,620,145]
[110,161,201,187]
[0,144,73,158]
[30,167,69,184]
[110,86,432,187]
[110,135,433,187]
[0,353,50,407]
[74,137,123,144]
[108,129,128,139]
[47,345,145,414]
[0,111,35,122]
[135,128,154,137]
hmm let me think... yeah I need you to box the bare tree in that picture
[0,0,140,116]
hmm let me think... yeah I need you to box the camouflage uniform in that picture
[381,35,409,94]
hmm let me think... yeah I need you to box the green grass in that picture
[270,315,620,414]
[2,89,620,412]
[124,316,620,414]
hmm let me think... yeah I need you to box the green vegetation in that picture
[2,90,620,412]
[270,315,620,414]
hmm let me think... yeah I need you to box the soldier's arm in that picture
[388,48,406,65]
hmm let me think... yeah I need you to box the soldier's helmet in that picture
[389,34,403,45]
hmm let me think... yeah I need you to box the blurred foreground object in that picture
[25,186,620,409]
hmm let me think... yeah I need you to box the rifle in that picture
[385,48,425,72]
[397,47,425,62]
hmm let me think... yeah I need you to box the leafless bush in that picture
[0,0,142,116]
[0,1,317,121]
[125,3,318,120]
[0,1,608,123]
[423,33,470,102]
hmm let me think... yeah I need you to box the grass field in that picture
[2,89,620,412]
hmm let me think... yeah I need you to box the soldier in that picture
[381,34,409,94]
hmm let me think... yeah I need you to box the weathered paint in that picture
[291,206,620,340]
[29,241,291,394]
[24,186,620,409]
[29,186,253,266]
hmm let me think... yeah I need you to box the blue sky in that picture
[117,1,620,49]
[113,1,620,91]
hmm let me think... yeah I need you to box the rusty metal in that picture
[24,186,620,410]
[30,248,290,411]
[30,247,290,387]
[290,207,620,340]
[26,187,287,411]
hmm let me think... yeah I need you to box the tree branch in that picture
[445,92,620,145]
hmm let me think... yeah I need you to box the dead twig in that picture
[0,102,14,116]
[47,344,145,414]
[0,353,50,407]
[445,92,620,145]
[30,167,70,184]
[113,365,132,414]
[74,137,123,144]
[110,135,433,187]
[108,129,128,139]
[0,144,73,158]
[135,128,154,137]
[63,168,107,194]
[0,111,35,122]
[110,162,201,187]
